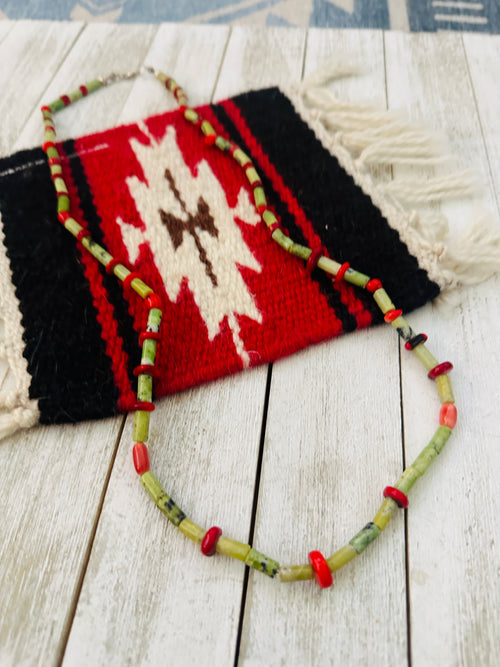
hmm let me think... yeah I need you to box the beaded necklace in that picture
[41,68,457,589]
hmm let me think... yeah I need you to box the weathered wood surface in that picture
[0,21,499,667]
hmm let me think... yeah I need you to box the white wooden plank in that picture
[61,23,270,666]
[118,23,231,123]
[63,371,267,667]
[385,31,500,667]
[0,19,14,44]
[0,21,160,667]
[214,25,307,100]
[237,29,408,666]
[0,20,84,156]
[15,22,158,150]
[463,34,500,206]
[0,417,124,667]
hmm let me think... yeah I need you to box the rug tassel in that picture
[300,64,361,90]
[439,209,500,287]
[381,170,482,206]
[289,71,500,290]
[0,405,39,441]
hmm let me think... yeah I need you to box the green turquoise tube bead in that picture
[395,425,452,495]
[436,374,455,404]
[179,518,205,543]
[140,472,186,526]
[69,89,83,103]
[279,564,313,582]
[63,217,82,236]
[49,99,66,112]
[86,78,103,94]
[57,197,70,213]
[245,167,260,184]
[412,425,452,475]
[133,410,150,443]
[201,120,215,136]
[46,146,60,160]
[349,522,381,554]
[130,278,153,299]
[245,548,280,578]
[272,229,293,251]
[216,536,251,561]
[215,136,231,151]
[412,344,439,372]
[113,264,130,281]
[262,209,278,227]
[289,241,314,262]
[373,288,395,314]
[80,237,113,266]
[253,187,267,208]
[148,307,162,327]
[184,108,199,123]
[391,316,414,341]
[232,148,251,166]
[141,339,157,366]
[327,544,358,570]
[343,267,371,288]
[137,374,153,402]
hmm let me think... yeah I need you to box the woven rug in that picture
[1,79,498,436]
[0,0,498,33]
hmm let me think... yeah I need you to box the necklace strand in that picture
[41,67,457,588]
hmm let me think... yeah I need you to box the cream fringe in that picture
[0,212,40,441]
[288,66,500,290]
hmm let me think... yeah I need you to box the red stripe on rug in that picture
[59,144,136,412]
[220,99,372,330]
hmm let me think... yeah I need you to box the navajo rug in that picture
[0,87,441,427]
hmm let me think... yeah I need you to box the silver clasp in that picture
[99,69,141,86]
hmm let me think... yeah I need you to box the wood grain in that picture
[0,20,84,156]
[0,21,157,667]
[61,23,264,667]
[385,31,500,667]
[0,21,499,667]
[237,29,408,667]
[15,22,158,150]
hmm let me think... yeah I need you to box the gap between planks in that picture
[233,362,274,667]
[461,33,500,212]
[382,29,413,667]
[56,414,128,667]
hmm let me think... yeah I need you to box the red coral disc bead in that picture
[306,246,323,274]
[139,330,162,345]
[335,261,350,283]
[146,293,162,310]
[366,278,383,293]
[439,402,457,429]
[384,309,403,323]
[204,134,217,146]
[134,401,155,412]
[122,271,142,291]
[428,361,453,379]
[383,486,409,509]
[201,526,222,556]
[133,442,150,475]
[105,257,122,275]
[308,550,333,588]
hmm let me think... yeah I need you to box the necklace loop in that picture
[41,69,457,588]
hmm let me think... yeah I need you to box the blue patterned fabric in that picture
[0,0,498,32]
